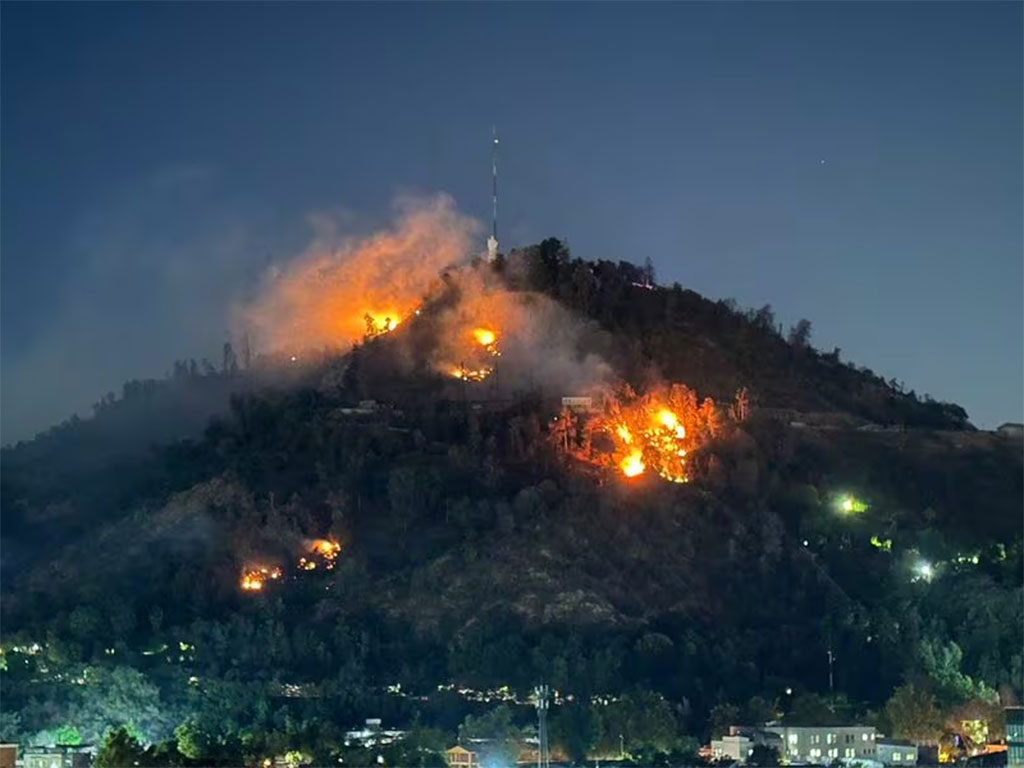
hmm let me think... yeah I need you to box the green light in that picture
[837,494,868,514]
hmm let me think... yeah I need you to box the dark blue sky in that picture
[2,1,1021,439]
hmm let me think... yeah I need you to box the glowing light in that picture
[620,450,645,478]
[560,384,717,484]
[241,573,264,591]
[473,328,496,347]
[451,365,493,382]
[836,494,868,514]
[912,560,934,582]
[365,312,400,338]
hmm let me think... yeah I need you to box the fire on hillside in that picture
[448,327,501,382]
[240,539,342,593]
[554,384,721,483]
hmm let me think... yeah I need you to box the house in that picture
[876,738,918,765]
[763,724,877,764]
[22,746,91,768]
[1007,707,1024,768]
[996,423,1024,439]
[0,744,16,768]
[710,728,784,764]
[446,745,479,768]
[343,718,405,748]
[711,734,753,762]
[561,396,594,413]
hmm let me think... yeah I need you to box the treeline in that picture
[495,238,970,429]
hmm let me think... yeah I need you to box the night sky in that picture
[2,2,1021,441]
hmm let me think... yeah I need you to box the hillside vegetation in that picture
[1,241,1019,766]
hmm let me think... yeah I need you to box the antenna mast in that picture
[487,127,499,261]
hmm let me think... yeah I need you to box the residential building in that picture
[0,744,16,768]
[996,423,1024,439]
[343,718,405,748]
[710,728,784,764]
[764,724,877,764]
[1008,707,1024,768]
[22,747,91,768]
[876,739,918,765]
[561,396,594,413]
[711,734,753,762]
[446,745,479,768]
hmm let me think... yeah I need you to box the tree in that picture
[95,727,145,768]
[458,705,525,768]
[745,696,777,726]
[884,684,943,744]
[786,693,837,726]
[748,744,781,767]
[708,703,741,739]
[72,666,178,745]
[552,701,602,763]
[788,319,812,348]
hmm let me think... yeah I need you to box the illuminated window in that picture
[827,733,836,745]
[906,753,915,761]
[893,753,902,762]
[862,733,869,741]
[845,748,855,758]
[810,748,821,758]
[829,748,838,758]
[812,734,821,745]
[789,734,798,744]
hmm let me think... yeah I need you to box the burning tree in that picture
[562,383,721,483]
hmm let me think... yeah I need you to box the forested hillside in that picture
[1,241,1019,767]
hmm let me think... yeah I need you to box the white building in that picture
[876,739,918,765]
[343,719,406,748]
[711,729,784,764]
[711,734,754,763]
[764,725,878,764]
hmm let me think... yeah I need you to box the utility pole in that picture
[827,642,835,711]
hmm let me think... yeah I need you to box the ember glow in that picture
[240,566,282,592]
[364,313,401,338]
[564,384,719,484]
[310,539,341,569]
[620,449,646,478]
[447,327,502,382]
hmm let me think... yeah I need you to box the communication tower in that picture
[487,127,499,261]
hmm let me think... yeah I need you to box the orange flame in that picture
[562,384,718,484]
[620,450,646,478]
[473,328,496,347]
[237,195,479,354]
[241,565,281,592]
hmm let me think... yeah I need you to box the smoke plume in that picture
[237,194,479,354]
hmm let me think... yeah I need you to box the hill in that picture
[1,241,1019,765]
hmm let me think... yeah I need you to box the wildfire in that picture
[472,328,500,355]
[364,312,400,338]
[447,327,501,382]
[560,384,719,484]
[451,364,494,382]
[240,566,282,592]
[310,539,341,569]
[620,449,646,477]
